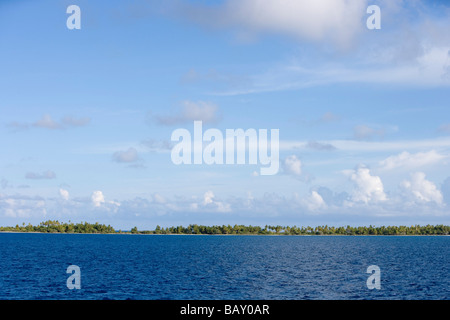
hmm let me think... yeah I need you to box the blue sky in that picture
[1,0,450,229]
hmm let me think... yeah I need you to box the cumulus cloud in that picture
[152,193,166,204]
[349,166,387,204]
[283,155,302,176]
[164,1,450,96]
[302,191,327,211]
[401,172,443,205]
[91,191,105,207]
[0,194,47,218]
[59,188,69,201]
[379,150,446,170]
[1,183,449,223]
[61,190,120,214]
[203,190,215,205]
[201,191,231,212]
[178,0,367,49]
[0,189,124,219]
[155,100,220,125]
[25,170,56,180]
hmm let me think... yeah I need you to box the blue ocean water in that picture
[0,233,448,300]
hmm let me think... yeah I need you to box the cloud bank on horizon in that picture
[0,0,449,229]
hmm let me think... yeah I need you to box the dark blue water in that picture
[0,233,448,300]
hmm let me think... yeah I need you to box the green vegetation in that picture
[143,224,450,235]
[0,221,449,235]
[0,220,115,234]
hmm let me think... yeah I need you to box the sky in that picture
[0,0,450,229]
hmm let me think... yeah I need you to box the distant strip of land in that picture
[0,220,449,235]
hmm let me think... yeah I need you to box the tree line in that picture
[1,220,449,235]
[146,224,450,235]
[0,221,115,234]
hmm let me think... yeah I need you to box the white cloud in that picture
[0,190,124,220]
[280,137,450,153]
[152,193,166,204]
[201,191,231,212]
[59,189,69,201]
[169,0,450,96]
[33,114,62,130]
[379,150,446,170]
[215,202,232,213]
[181,101,220,124]
[203,190,215,205]
[349,166,387,204]
[185,0,368,49]
[1,183,449,224]
[112,147,139,163]
[401,172,443,205]
[156,100,220,125]
[302,191,327,211]
[212,46,450,96]
[91,191,105,207]
[0,195,47,218]
[283,155,302,176]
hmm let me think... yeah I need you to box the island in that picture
[1,220,449,235]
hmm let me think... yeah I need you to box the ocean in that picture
[0,233,448,300]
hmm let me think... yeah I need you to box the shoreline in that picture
[0,231,448,236]
[2,222,448,236]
